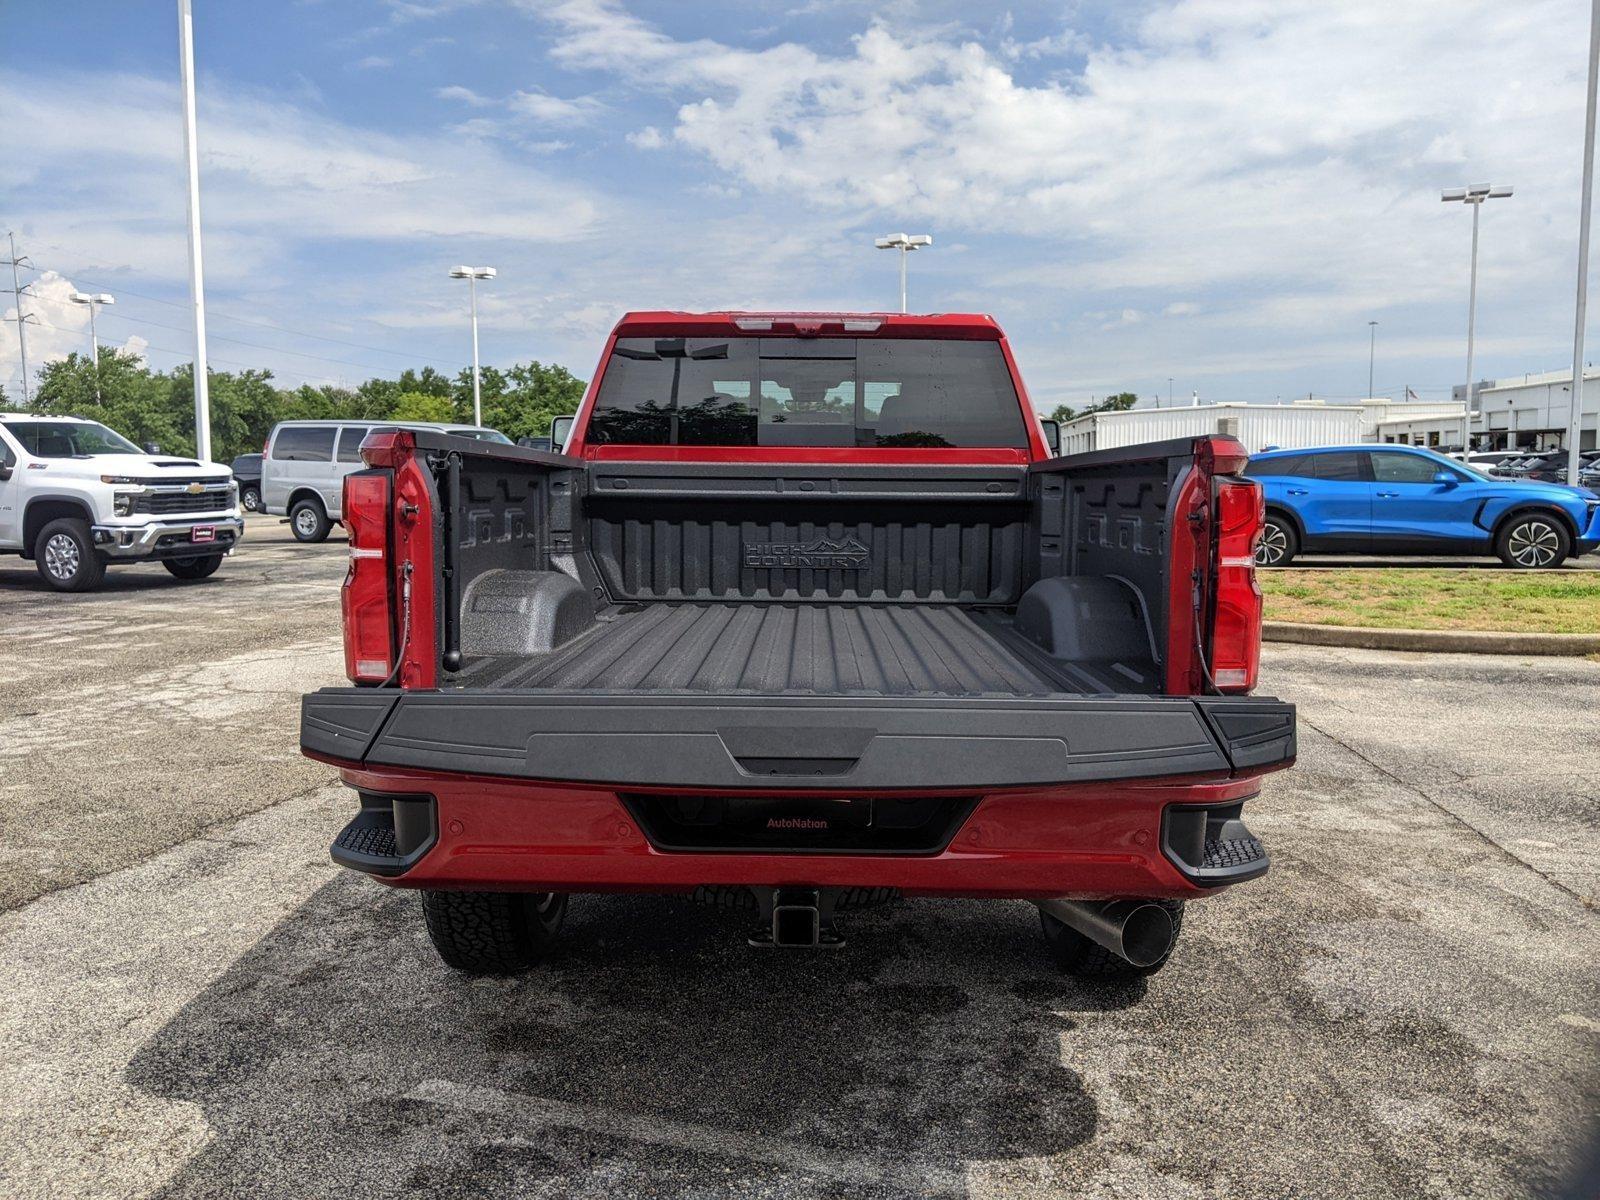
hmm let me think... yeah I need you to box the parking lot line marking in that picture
[405,1078,966,1195]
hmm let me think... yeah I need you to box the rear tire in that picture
[1255,514,1298,566]
[163,555,223,581]
[421,890,567,975]
[1040,900,1184,979]
[1495,512,1570,568]
[289,497,331,543]
[34,518,107,592]
[241,486,263,512]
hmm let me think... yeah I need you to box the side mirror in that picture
[1040,419,1061,456]
[142,442,161,455]
[550,415,575,451]
[1432,469,1458,485]
[0,461,12,482]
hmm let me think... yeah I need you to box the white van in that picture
[263,420,510,542]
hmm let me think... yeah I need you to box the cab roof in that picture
[609,311,1006,340]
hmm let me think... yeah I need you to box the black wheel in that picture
[421,890,567,975]
[289,497,331,543]
[33,517,107,592]
[1495,512,1570,568]
[1040,900,1184,979]
[163,554,223,581]
[241,486,263,512]
[1255,514,1298,566]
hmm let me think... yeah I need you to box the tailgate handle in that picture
[718,725,874,777]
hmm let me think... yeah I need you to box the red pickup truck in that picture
[301,311,1294,981]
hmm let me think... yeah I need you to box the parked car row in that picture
[1487,449,1600,487]
[1246,444,1600,568]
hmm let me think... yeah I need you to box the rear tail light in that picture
[342,471,395,683]
[359,428,415,469]
[1210,477,1264,693]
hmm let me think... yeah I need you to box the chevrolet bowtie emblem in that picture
[186,482,205,494]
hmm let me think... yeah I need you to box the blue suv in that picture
[1244,445,1600,568]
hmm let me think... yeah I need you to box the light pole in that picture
[1442,183,1513,452]
[178,0,212,462]
[1367,321,1378,398]
[1566,0,1600,484]
[1167,377,1173,408]
[873,233,932,313]
[449,265,496,426]
[69,292,114,401]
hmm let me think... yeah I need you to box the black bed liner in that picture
[449,602,1159,697]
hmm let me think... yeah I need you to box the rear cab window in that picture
[271,426,336,462]
[586,337,1028,449]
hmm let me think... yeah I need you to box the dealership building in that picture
[1056,398,1462,455]
[1373,367,1600,452]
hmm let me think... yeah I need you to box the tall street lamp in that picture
[873,233,932,313]
[1367,321,1378,398]
[69,291,114,401]
[1442,183,1513,452]
[449,266,496,426]
[1566,0,1600,484]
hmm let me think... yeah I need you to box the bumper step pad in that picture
[1202,835,1267,871]
[329,792,438,878]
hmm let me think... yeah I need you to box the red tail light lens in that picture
[342,471,394,683]
[359,429,415,469]
[1211,477,1264,693]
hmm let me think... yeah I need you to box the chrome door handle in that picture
[1287,488,1309,495]
[1376,491,1399,498]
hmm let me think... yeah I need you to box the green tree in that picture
[390,391,455,422]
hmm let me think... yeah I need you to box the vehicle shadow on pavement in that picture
[125,874,1137,1198]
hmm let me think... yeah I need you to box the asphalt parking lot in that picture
[1,517,1597,1199]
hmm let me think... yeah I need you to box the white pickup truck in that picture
[0,413,244,591]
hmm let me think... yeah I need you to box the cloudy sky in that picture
[2,0,1595,410]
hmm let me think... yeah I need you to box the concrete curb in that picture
[1263,620,1600,656]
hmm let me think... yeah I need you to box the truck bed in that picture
[449,601,1161,697]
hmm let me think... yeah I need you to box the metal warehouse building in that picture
[1057,403,1363,456]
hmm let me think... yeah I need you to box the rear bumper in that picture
[327,762,1270,899]
[304,688,1292,899]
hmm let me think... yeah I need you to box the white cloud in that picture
[436,84,494,106]
[507,88,604,125]
[534,0,1586,333]
[354,56,393,70]
[1164,301,1201,317]
[626,125,666,150]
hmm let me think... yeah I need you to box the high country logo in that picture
[766,817,831,830]
[743,536,870,571]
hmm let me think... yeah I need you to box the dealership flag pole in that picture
[1568,0,1600,483]
[178,0,212,462]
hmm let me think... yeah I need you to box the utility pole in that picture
[1567,0,1600,484]
[1167,377,1173,408]
[4,233,37,405]
[178,0,212,461]
[1367,320,1378,398]
[1442,183,1513,452]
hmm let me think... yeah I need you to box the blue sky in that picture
[2,0,1595,410]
